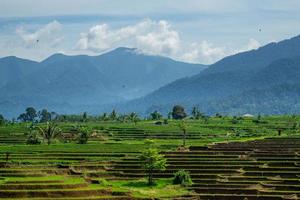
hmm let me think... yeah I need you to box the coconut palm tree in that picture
[38,122,61,145]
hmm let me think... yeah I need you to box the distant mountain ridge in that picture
[2,34,300,118]
[126,35,300,115]
[0,47,206,118]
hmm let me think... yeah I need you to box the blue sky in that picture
[0,0,300,64]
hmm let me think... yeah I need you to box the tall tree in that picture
[25,107,37,122]
[38,109,51,123]
[171,105,187,120]
[139,148,167,185]
[17,113,28,122]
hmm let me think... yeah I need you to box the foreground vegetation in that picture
[1,108,300,199]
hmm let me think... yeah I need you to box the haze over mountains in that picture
[1,35,300,118]
[0,47,205,118]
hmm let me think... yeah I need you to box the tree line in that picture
[4,104,206,124]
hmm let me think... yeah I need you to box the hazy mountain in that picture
[0,47,206,118]
[0,56,40,88]
[128,35,300,115]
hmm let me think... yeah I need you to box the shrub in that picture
[231,117,239,124]
[173,170,193,186]
[77,126,90,144]
[26,131,41,145]
[78,131,89,144]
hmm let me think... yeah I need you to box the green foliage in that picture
[129,112,140,124]
[38,109,53,123]
[0,114,5,126]
[18,107,37,122]
[144,139,156,149]
[231,116,239,124]
[173,170,193,186]
[26,131,41,145]
[172,105,187,120]
[77,127,90,144]
[38,122,61,145]
[139,148,167,185]
[178,120,188,147]
[82,112,88,122]
[191,107,203,119]
[109,109,118,120]
[150,110,163,120]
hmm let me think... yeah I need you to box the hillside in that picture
[127,35,300,115]
[0,47,206,118]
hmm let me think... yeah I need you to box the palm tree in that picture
[129,112,139,124]
[38,122,61,145]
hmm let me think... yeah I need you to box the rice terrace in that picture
[1,0,300,199]
[0,113,300,199]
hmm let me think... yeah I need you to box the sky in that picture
[0,0,300,64]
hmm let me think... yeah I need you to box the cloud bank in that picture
[76,19,180,57]
[16,20,63,48]
[5,19,261,64]
[76,19,261,64]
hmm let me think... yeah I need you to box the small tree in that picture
[82,112,88,122]
[77,127,90,144]
[191,107,202,119]
[129,112,140,125]
[178,120,187,147]
[26,124,41,145]
[38,122,61,145]
[150,110,162,120]
[172,105,187,120]
[139,148,167,185]
[26,131,41,145]
[109,110,118,120]
[0,114,5,126]
[4,152,10,166]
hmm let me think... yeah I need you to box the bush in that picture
[78,131,89,144]
[77,127,90,144]
[26,132,41,145]
[173,170,193,186]
[173,170,192,186]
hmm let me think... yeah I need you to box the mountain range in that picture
[0,47,205,118]
[2,35,300,118]
[127,35,300,115]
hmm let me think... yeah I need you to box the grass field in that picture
[1,116,300,199]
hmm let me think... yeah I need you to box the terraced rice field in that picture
[1,136,300,199]
[109,137,300,200]
[1,117,300,199]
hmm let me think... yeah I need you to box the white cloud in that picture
[243,38,261,51]
[181,41,226,63]
[2,19,262,64]
[76,19,180,57]
[16,20,63,48]
[76,19,262,64]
